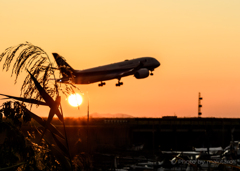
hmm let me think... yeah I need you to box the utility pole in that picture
[198,92,203,118]
[87,98,89,153]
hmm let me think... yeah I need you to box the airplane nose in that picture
[155,59,160,67]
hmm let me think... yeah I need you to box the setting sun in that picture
[68,93,83,107]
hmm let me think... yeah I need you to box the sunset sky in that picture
[1,0,240,118]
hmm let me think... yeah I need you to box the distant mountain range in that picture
[87,112,134,118]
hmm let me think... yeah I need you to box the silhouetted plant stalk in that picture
[0,42,81,170]
[0,42,79,104]
[0,101,63,170]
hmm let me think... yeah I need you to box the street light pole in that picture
[87,98,89,123]
[198,92,203,118]
[86,94,89,153]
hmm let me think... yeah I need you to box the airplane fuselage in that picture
[71,57,159,84]
[53,53,160,86]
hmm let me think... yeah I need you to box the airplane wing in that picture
[78,61,144,76]
[118,61,144,77]
[74,60,144,76]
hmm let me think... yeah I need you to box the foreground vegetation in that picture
[0,43,91,170]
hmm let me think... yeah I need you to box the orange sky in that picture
[1,0,240,118]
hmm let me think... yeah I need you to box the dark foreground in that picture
[21,117,240,170]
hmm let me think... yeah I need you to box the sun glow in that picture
[68,93,83,107]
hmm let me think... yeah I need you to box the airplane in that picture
[52,53,160,87]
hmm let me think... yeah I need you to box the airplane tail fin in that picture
[52,53,75,78]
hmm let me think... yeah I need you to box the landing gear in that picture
[116,78,123,87]
[98,82,106,87]
[116,82,123,86]
[150,70,154,76]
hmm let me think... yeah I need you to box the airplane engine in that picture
[134,68,149,79]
